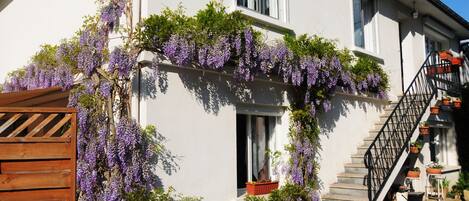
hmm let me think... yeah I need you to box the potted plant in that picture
[410,140,423,154]
[442,178,449,200]
[427,66,436,76]
[430,105,440,115]
[436,65,446,74]
[246,150,280,195]
[407,167,421,178]
[451,57,462,66]
[426,162,444,174]
[442,96,452,106]
[419,122,430,135]
[246,180,279,195]
[454,98,462,109]
[439,50,453,61]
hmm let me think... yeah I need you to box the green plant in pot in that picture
[407,167,421,178]
[410,140,423,154]
[426,162,444,174]
[449,172,469,200]
[419,121,430,135]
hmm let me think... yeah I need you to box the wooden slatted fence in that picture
[0,107,76,201]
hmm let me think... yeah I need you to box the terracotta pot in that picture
[436,66,445,74]
[426,168,442,174]
[454,100,462,109]
[246,181,279,195]
[407,170,420,178]
[430,106,440,115]
[410,146,420,154]
[439,51,453,61]
[451,57,462,66]
[442,98,451,106]
[427,67,436,76]
[445,66,453,73]
[419,126,430,135]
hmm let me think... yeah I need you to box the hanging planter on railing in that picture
[451,57,462,66]
[439,50,453,61]
[430,106,440,115]
[407,167,421,178]
[442,97,452,106]
[419,121,430,135]
[454,98,462,109]
[409,140,423,154]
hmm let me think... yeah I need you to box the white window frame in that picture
[352,0,379,53]
[234,0,291,28]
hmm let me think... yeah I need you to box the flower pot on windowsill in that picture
[426,167,442,174]
[439,51,453,61]
[246,181,279,195]
[407,170,420,178]
[454,99,462,109]
[430,106,440,115]
[442,97,451,106]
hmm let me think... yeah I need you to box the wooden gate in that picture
[0,107,76,201]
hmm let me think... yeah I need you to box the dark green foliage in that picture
[268,184,310,201]
[449,172,469,199]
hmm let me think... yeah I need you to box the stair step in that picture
[351,153,395,164]
[337,173,368,185]
[322,193,368,201]
[356,146,401,155]
[329,183,368,197]
[344,163,367,174]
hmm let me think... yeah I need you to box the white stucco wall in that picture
[0,0,96,81]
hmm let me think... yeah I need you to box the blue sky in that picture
[442,0,469,21]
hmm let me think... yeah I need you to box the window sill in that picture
[235,6,293,33]
[352,46,384,64]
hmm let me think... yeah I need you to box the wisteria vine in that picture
[1,1,390,200]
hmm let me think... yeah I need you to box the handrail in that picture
[363,51,463,201]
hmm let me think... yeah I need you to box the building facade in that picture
[1,0,468,200]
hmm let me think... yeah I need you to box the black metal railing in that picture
[363,51,463,201]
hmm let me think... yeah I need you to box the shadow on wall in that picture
[136,64,292,115]
[318,94,385,136]
[454,83,469,172]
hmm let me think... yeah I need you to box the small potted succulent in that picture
[442,96,452,106]
[454,98,462,109]
[426,162,444,174]
[410,140,423,154]
[430,105,440,115]
[419,121,430,135]
[407,167,421,178]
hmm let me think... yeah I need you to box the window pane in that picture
[353,0,365,48]
[251,116,270,182]
[237,0,248,7]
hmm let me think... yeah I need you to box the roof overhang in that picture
[397,0,469,40]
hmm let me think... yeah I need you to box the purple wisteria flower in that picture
[206,36,231,69]
[99,81,112,98]
[163,35,194,66]
[108,47,135,78]
[100,0,126,31]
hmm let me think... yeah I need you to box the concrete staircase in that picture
[321,101,398,201]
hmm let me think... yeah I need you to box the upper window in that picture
[237,0,280,19]
[353,0,376,52]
